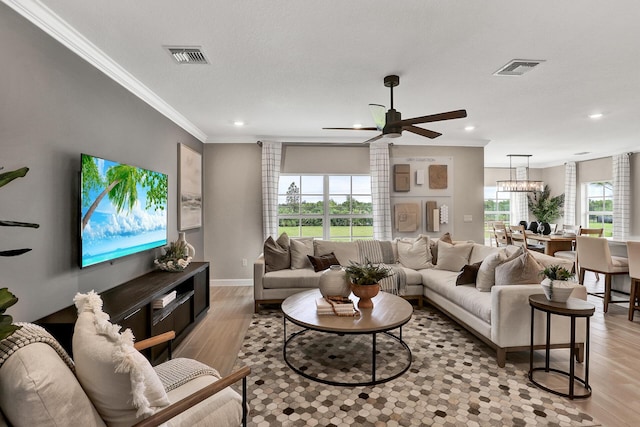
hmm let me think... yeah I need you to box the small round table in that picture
[281,289,413,386]
[528,294,595,399]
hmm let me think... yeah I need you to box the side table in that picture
[528,294,595,399]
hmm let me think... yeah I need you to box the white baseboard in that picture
[210,279,253,287]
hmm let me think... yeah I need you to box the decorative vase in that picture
[319,265,350,297]
[540,278,578,303]
[178,232,196,258]
[350,283,380,309]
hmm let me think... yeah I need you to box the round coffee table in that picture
[281,289,413,386]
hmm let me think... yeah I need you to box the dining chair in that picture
[576,236,629,313]
[554,228,603,273]
[626,241,640,321]
[493,223,511,247]
[512,225,545,253]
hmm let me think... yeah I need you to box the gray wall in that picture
[0,4,204,321]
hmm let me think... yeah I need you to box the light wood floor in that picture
[175,276,640,427]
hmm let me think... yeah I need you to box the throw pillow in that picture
[264,232,290,272]
[456,261,483,285]
[397,235,433,270]
[440,232,453,244]
[290,238,314,269]
[72,291,169,426]
[495,251,544,286]
[434,241,474,272]
[307,252,340,272]
[475,249,508,292]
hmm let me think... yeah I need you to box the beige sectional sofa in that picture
[254,236,586,367]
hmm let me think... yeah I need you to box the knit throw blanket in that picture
[356,240,407,296]
[154,357,220,392]
[0,322,75,371]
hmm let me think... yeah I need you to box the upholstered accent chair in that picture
[554,227,603,273]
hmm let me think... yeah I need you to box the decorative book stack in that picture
[153,290,177,309]
[316,296,359,317]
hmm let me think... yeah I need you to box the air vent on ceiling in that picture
[164,46,209,64]
[493,59,544,76]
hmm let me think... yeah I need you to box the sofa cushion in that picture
[313,240,359,266]
[0,343,105,427]
[393,264,424,286]
[397,235,433,269]
[495,250,544,286]
[434,241,474,272]
[469,244,499,265]
[263,268,323,289]
[290,238,314,269]
[72,292,170,427]
[456,261,482,285]
[264,233,290,272]
[421,269,492,323]
[308,252,340,272]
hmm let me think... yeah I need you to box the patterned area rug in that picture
[237,307,600,426]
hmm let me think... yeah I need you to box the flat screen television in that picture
[80,153,168,268]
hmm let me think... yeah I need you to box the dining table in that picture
[510,231,576,256]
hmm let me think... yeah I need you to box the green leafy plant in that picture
[540,265,574,281]
[345,258,392,286]
[0,288,21,340]
[527,184,564,224]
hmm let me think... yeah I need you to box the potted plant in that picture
[344,258,392,309]
[154,235,194,272]
[539,265,577,302]
[0,288,20,340]
[527,185,564,234]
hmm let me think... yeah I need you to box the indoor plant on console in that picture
[540,265,578,303]
[345,258,392,309]
[154,233,195,272]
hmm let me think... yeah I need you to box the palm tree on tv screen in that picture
[81,156,167,230]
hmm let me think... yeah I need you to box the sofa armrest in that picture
[491,284,587,348]
[254,254,266,301]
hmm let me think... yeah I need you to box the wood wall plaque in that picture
[428,164,448,189]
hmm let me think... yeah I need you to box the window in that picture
[584,181,613,237]
[484,186,511,245]
[278,175,373,241]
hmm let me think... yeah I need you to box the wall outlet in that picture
[242,258,247,267]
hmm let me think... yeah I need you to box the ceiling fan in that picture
[323,75,467,143]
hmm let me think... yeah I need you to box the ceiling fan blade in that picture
[391,109,467,127]
[368,104,386,131]
[322,127,378,131]
[362,134,385,144]
[404,125,442,139]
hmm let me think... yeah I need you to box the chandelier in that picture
[496,154,544,192]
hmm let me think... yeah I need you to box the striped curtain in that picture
[563,162,577,226]
[612,153,630,241]
[370,141,392,241]
[261,141,282,240]
[510,166,529,225]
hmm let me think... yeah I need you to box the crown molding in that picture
[3,0,207,142]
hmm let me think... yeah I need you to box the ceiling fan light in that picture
[386,132,402,138]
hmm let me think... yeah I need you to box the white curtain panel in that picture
[369,141,392,241]
[261,141,282,240]
[510,166,529,225]
[563,162,577,226]
[612,153,631,241]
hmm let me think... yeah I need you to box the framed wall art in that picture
[178,143,202,230]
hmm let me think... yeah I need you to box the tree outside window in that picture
[585,181,613,237]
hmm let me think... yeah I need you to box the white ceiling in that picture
[10,0,640,167]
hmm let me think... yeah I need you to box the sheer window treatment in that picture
[612,153,630,241]
[510,166,529,225]
[261,141,282,240]
[369,141,392,241]
[563,162,577,226]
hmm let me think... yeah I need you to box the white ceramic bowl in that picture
[540,279,578,303]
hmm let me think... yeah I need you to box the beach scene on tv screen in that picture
[81,154,168,267]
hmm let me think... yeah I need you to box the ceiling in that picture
[9,0,640,167]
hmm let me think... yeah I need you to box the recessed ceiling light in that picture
[588,113,603,119]
[353,123,363,129]
[233,121,245,126]
[464,125,475,131]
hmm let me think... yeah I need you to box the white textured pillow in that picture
[290,238,314,269]
[434,241,474,272]
[476,249,509,292]
[397,235,433,270]
[72,292,169,427]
